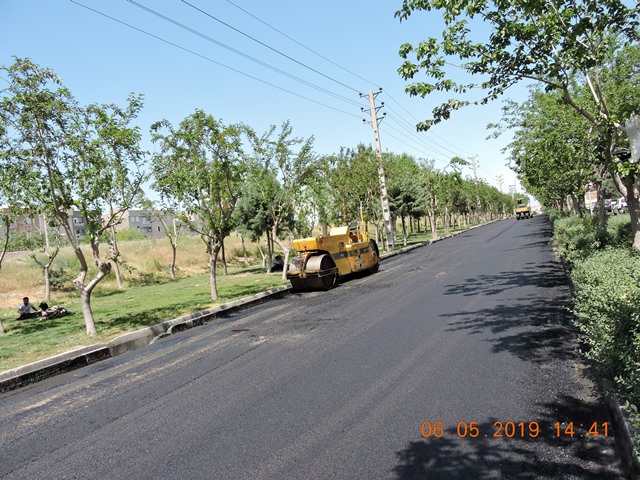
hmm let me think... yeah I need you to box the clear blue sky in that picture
[1,0,528,193]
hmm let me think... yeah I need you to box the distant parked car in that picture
[604,199,614,215]
[616,198,628,214]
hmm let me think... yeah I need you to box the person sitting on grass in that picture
[17,297,39,320]
[38,302,74,320]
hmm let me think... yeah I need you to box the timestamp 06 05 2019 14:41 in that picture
[420,421,610,439]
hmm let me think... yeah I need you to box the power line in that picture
[126,0,364,109]
[178,0,362,94]
[224,0,379,90]
[222,0,470,160]
[70,1,363,119]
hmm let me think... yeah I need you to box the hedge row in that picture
[550,212,639,447]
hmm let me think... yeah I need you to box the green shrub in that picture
[545,208,570,227]
[571,248,640,404]
[48,266,73,290]
[116,229,147,241]
[606,214,632,248]
[552,216,607,264]
[7,232,45,251]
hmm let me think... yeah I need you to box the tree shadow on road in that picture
[443,261,567,298]
[392,416,622,479]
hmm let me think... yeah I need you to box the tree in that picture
[233,174,277,270]
[325,145,382,240]
[0,58,147,335]
[151,111,245,301]
[30,214,61,302]
[493,89,595,215]
[386,153,420,246]
[396,0,640,248]
[246,121,317,280]
[143,199,182,280]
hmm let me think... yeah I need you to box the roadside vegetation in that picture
[549,210,640,453]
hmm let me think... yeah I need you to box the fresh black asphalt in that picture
[0,216,627,479]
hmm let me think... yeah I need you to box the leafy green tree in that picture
[386,153,420,246]
[233,174,278,271]
[151,111,245,301]
[0,57,146,335]
[142,199,182,279]
[30,214,61,302]
[325,145,382,239]
[396,0,640,247]
[494,88,599,217]
[246,121,317,279]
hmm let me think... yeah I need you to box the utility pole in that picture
[497,174,504,193]
[469,155,482,224]
[361,88,394,251]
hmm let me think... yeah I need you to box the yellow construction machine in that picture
[286,221,380,291]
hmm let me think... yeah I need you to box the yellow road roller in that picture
[286,221,380,291]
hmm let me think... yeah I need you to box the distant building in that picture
[0,208,88,240]
[69,210,87,239]
[114,208,181,239]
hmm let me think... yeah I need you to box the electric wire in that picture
[70,1,362,119]
[224,0,379,90]
[126,0,364,109]
[220,0,476,162]
[74,0,503,173]
[179,0,362,94]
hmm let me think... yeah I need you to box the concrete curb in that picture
[603,387,640,478]
[0,220,501,394]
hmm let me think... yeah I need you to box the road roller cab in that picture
[286,221,380,291]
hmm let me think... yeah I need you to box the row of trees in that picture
[1,57,511,336]
[396,0,640,248]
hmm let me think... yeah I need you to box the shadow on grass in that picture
[100,301,205,330]
[2,314,81,336]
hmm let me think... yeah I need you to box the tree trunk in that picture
[570,194,583,217]
[266,233,273,273]
[430,213,437,240]
[0,215,9,271]
[109,226,123,289]
[596,182,607,230]
[444,205,450,234]
[401,214,407,247]
[221,239,228,276]
[623,115,640,251]
[44,264,51,302]
[169,217,178,279]
[209,242,220,302]
[169,243,177,279]
[271,224,290,281]
[239,234,248,265]
[623,176,640,250]
[79,288,97,336]
[256,240,266,269]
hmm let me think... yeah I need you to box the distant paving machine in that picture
[286,221,380,291]
[515,198,532,220]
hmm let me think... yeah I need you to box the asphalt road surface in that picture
[0,216,627,479]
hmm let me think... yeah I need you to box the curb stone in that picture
[0,220,501,394]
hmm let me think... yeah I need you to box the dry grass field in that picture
[0,233,266,309]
